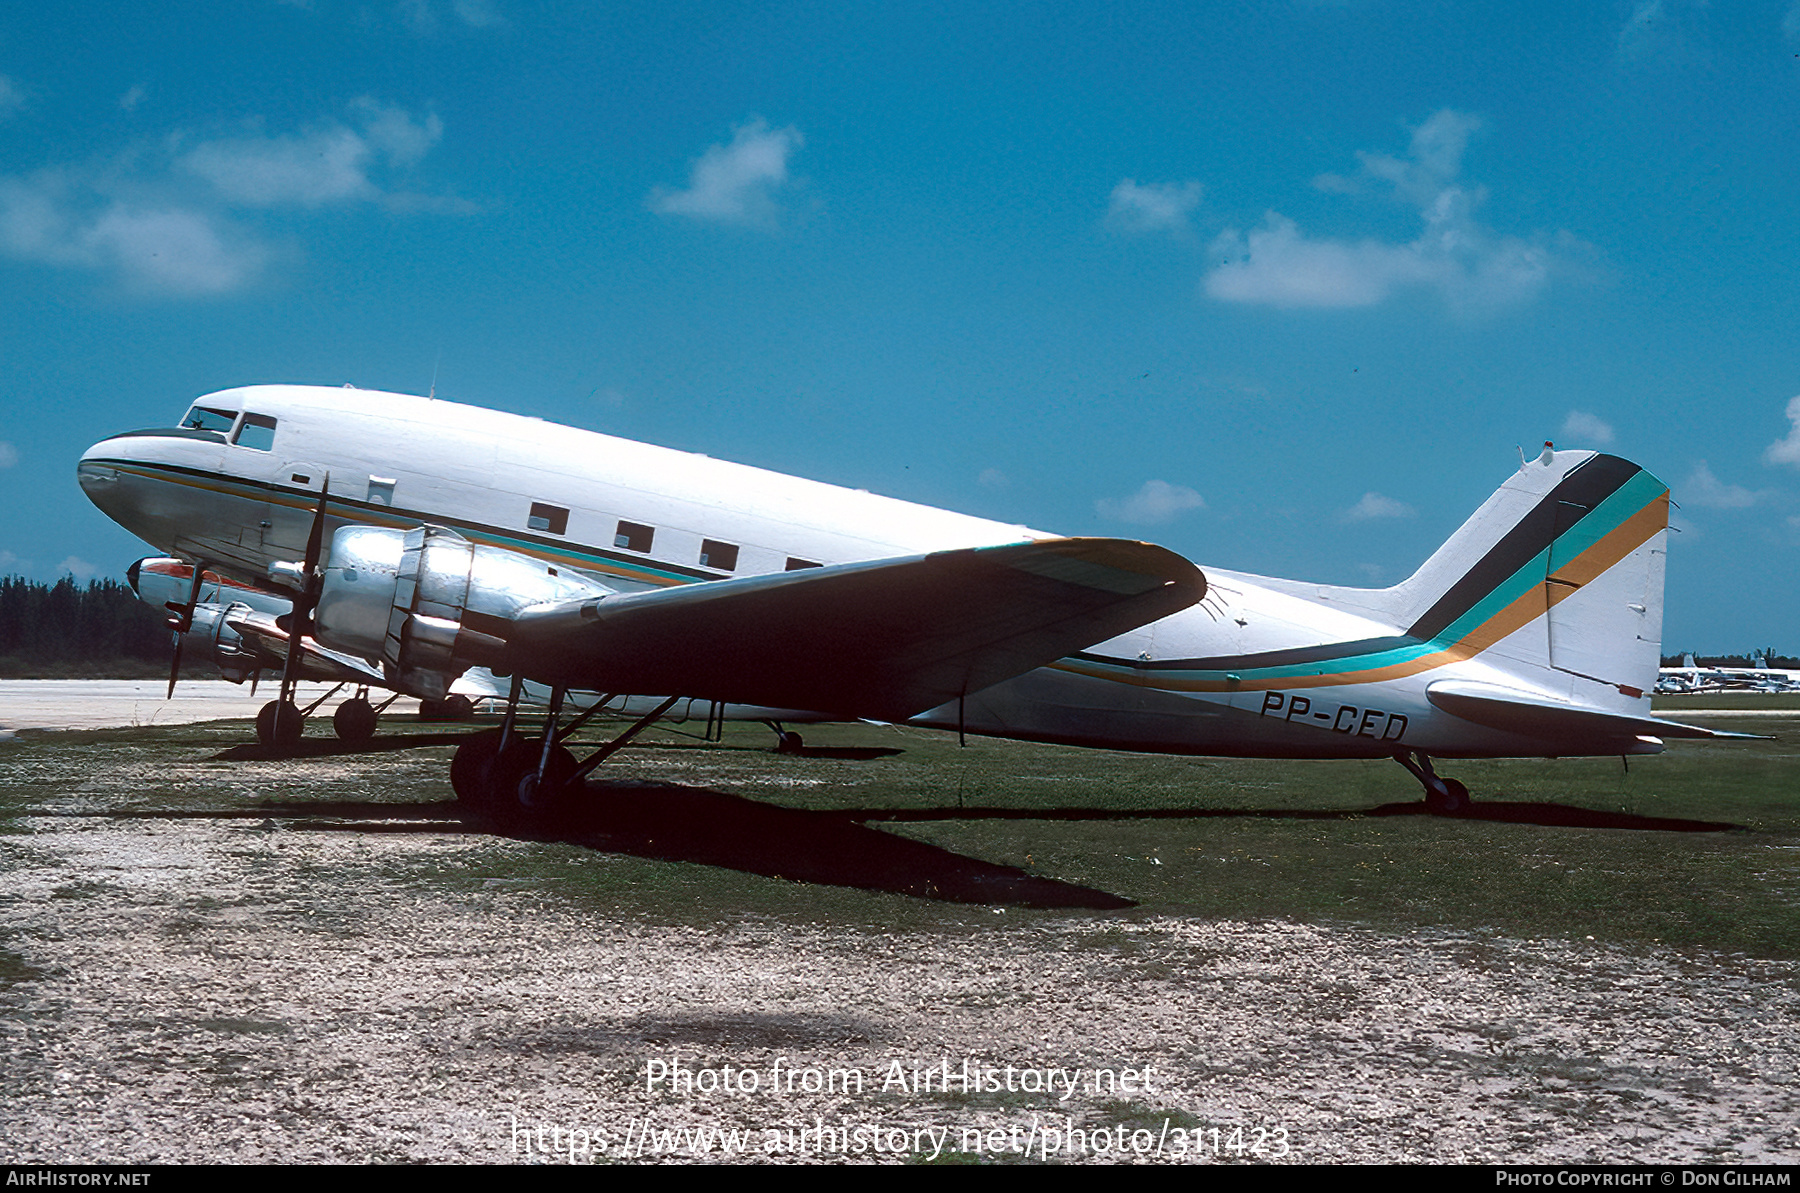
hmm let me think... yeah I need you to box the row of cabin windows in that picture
[530,505,821,574]
[179,403,829,575]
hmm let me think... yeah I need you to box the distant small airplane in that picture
[79,385,1737,818]
[1657,652,1800,695]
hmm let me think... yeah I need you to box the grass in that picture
[1,706,1795,960]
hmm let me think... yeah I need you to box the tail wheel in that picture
[1426,778,1471,817]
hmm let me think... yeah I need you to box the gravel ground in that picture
[3,805,1797,1164]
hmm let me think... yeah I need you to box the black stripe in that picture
[89,457,721,584]
[1071,635,1418,673]
[1071,454,1645,676]
[1404,453,1641,640]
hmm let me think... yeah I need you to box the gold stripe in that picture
[1057,489,1670,695]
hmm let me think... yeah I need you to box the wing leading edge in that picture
[504,537,1206,721]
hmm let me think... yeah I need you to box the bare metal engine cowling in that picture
[186,603,266,684]
[314,524,614,699]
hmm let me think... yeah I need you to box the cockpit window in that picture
[181,406,237,433]
[232,413,278,452]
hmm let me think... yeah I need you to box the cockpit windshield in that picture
[180,405,237,433]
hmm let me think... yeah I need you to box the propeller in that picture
[270,476,331,742]
[164,562,208,700]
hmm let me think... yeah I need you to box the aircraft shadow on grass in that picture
[146,784,1738,915]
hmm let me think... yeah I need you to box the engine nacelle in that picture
[314,524,614,698]
[185,602,266,684]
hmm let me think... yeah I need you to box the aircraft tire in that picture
[442,694,475,721]
[1426,778,1471,817]
[489,740,579,825]
[775,730,805,755]
[451,730,504,807]
[256,700,304,749]
[333,698,378,744]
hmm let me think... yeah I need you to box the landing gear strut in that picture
[255,681,347,747]
[1393,749,1471,816]
[449,682,681,823]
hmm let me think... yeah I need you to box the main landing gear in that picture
[255,685,401,747]
[450,680,681,823]
[1393,749,1472,817]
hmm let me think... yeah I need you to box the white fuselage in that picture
[78,384,1665,760]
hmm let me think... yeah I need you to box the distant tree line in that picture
[0,575,176,678]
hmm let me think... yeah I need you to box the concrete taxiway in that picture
[0,680,409,737]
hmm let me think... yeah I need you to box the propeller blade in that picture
[277,476,331,715]
[166,632,184,700]
[165,561,207,698]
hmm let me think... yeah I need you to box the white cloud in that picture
[0,441,16,468]
[182,127,373,207]
[0,171,266,295]
[1341,491,1417,522]
[0,101,449,295]
[398,0,503,31]
[119,86,145,113]
[1560,410,1616,446]
[1786,2,1800,43]
[59,556,97,581]
[648,119,803,228]
[0,75,22,119]
[1683,462,1758,510]
[1205,110,1574,313]
[88,206,267,294]
[977,468,1008,488]
[1618,0,1710,64]
[180,103,441,207]
[1096,479,1205,524]
[1105,179,1202,235]
[353,100,443,167]
[1765,395,1800,468]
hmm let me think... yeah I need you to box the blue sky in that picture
[3,1,1797,652]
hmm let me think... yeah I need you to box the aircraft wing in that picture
[504,537,1205,722]
[226,608,390,686]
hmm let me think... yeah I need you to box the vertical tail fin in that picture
[1390,449,1669,703]
[1311,450,1669,707]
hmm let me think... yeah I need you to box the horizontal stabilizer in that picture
[1426,679,1752,743]
[506,537,1205,721]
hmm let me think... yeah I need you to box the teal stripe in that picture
[1075,472,1665,685]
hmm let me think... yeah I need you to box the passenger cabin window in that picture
[232,413,277,452]
[182,406,237,433]
[700,540,738,571]
[368,476,397,506]
[786,557,823,571]
[528,502,569,535]
[614,520,653,552]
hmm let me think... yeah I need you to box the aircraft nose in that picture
[126,558,144,596]
[77,435,125,495]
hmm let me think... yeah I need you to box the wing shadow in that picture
[843,801,1739,832]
